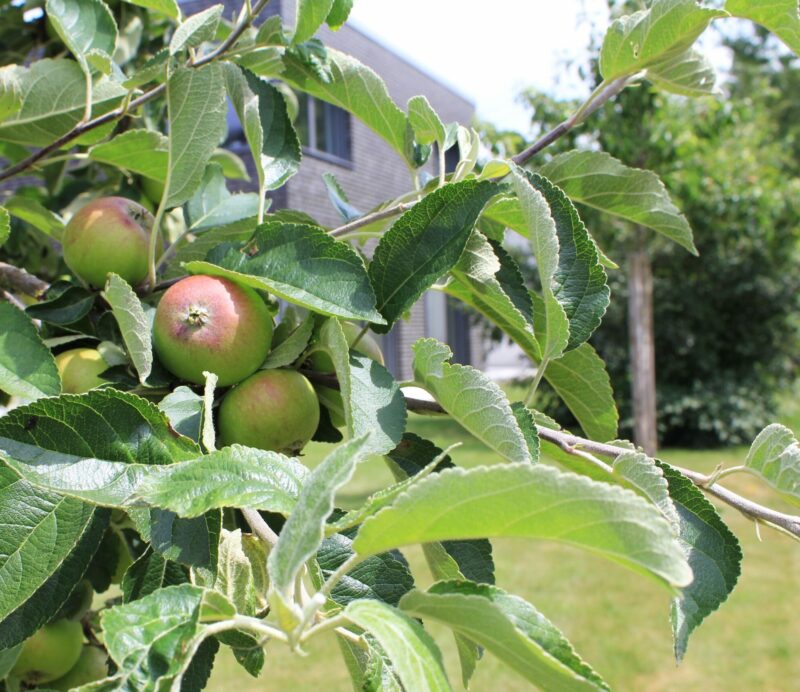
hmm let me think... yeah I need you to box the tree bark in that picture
[628,228,658,455]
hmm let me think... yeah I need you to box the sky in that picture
[348,1,611,135]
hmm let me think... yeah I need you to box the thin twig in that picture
[0,0,271,184]
[0,262,49,298]
[510,76,632,168]
[329,202,414,238]
[242,507,279,546]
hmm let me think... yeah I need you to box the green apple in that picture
[218,369,320,454]
[55,348,109,394]
[9,619,84,685]
[48,645,109,691]
[153,275,274,387]
[62,197,154,288]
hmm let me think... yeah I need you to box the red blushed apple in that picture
[62,197,154,288]
[153,275,273,387]
[218,369,320,454]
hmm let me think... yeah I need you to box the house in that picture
[183,0,488,380]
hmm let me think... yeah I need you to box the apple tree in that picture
[1,1,800,690]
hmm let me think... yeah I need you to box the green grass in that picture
[208,402,800,691]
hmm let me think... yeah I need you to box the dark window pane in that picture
[444,145,459,173]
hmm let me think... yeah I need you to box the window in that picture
[296,94,352,164]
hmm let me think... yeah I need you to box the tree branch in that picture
[329,202,414,238]
[0,261,49,298]
[0,0,271,184]
[242,507,279,546]
[511,76,632,168]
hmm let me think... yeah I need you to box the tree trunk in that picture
[628,228,658,455]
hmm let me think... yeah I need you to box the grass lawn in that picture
[208,394,800,691]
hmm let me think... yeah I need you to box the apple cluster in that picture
[56,197,385,457]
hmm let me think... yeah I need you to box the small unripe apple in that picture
[110,533,134,585]
[153,275,273,387]
[219,369,320,454]
[63,197,154,288]
[48,645,109,691]
[10,619,84,685]
[309,322,384,373]
[55,348,109,394]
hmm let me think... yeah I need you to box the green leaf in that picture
[164,64,227,209]
[385,431,496,670]
[187,221,384,323]
[510,166,570,362]
[165,217,258,277]
[102,273,153,383]
[122,546,188,602]
[539,150,696,254]
[0,467,98,624]
[613,451,679,526]
[743,423,800,504]
[0,206,8,249]
[354,463,692,590]
[268,436,372,622]
[5,196,65,239]
[0,59,125,147]
[46,0,117,76]
[294,0,335,43]
[408,95,446,146]
[0,389,200,506]
[234,47,285,79]
[647,48,718,97]
[543,342,619,442]
[136,508,220,571]
[89,129,169,181]
[368,180,500,332]
[262,313,314,369]
[209,148,250,181]
[25,282,93,325]
[158,386,203,441]
[196,529,268,616]
[318,525,414,608]
[122,0,180,20]
[726,0,800,55]
[121,48,170,89]
[0,304,61,400]
[169,4,222,54]
[413,338,533,464]
[401,581,608,691]
[0,506,108,650]
[600,0,727,81]
[323,172,361,222]
[658,461,742,661]
[101,584,231,691]
[281,46,410,161]
[137,444,309,517]
[0,66,22,123]
[445,231,541,361]
[184,164,259,232]
[511,402,541,463]
[223,65,301,192]
[326,0,353,29]
[524,172,609,350]
[0,645,21,679]
[344,600,450,692]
